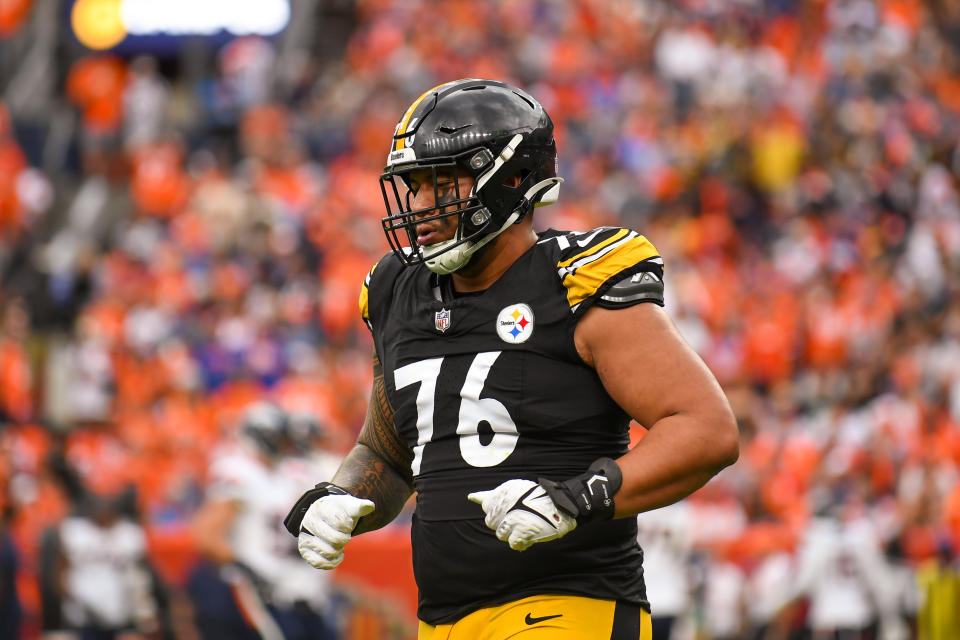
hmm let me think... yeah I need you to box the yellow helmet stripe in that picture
[394,79,467,151]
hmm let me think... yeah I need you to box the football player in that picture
[285,79,739,640]
[192,402,337,640]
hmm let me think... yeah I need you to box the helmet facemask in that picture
[380,154,495,274]
[380,134,562,274]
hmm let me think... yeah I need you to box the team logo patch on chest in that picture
[496,303,535,344]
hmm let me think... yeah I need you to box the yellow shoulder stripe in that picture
[358,260,380,321]
[557,228,630,269]
[359,282,370,321]
[562,235,660,309]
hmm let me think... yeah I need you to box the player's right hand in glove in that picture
[283,482,375,569]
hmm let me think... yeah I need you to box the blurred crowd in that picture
[2,0,960,638]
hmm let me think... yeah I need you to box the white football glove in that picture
[297,493,375,569]
[468,479,577,551]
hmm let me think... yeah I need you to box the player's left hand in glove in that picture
[467,458,623,552]
[468,479,576,551]
[283,482,375,569]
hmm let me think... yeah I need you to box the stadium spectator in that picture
[0,499,21,640]
[38,446,169,640]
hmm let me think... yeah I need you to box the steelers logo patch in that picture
[496,303,535,344]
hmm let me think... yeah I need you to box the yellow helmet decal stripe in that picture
[394,79,467,151]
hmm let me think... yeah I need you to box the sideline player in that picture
[285,79,739,640]
[192,403,336,640]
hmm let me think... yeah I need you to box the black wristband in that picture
[538,457,623,525]
[283,481,349,537]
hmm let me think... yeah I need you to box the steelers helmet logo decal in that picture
[496,303,535,344]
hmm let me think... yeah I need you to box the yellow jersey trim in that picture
[358,260,381,321]
[561,235,660,310]
[556,228,631,269]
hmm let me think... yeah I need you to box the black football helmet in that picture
[287,410,325,450]
[240,402,289,458]
[380,79,563,274]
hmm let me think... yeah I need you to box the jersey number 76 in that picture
[394,352,518,475]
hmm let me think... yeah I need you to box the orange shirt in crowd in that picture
[66,55,128,135]
[319,247,374,340]
[130,142,189,218]
[254,163,320,217]
[0,108,27,237]
[208,380,265,441]
[66,427,134,496]
[945,484,960,550]
[2,424,67,559]
[112,350,166,410]
[0,0,33,36]
[79,297,127,345]
[741,291,800,385]
[804,297,850,369]
[0,337,32,422]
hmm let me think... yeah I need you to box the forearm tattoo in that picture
[333,353,414,534]
[358,354,413,477]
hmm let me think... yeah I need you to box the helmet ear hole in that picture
[502,170,528,188]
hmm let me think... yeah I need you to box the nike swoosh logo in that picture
[525,613,563,625]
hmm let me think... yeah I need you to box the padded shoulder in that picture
[597,270,664,308]
[539,227,664,314]
[358,251,405,332]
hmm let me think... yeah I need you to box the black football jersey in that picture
[359,227,663,624]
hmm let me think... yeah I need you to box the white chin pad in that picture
[421,207,524,274]
[423,240,471,275]
[537,182,561,206]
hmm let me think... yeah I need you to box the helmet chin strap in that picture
[423,209,521,275]
[422,177,564,275]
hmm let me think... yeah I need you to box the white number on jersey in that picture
[394,352,519,476]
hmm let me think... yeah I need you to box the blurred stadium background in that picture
[1,0,960,638]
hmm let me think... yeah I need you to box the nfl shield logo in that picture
[435,308,451,333]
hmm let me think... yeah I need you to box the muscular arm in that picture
[575,302,739,517]
[332,353,414,535]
